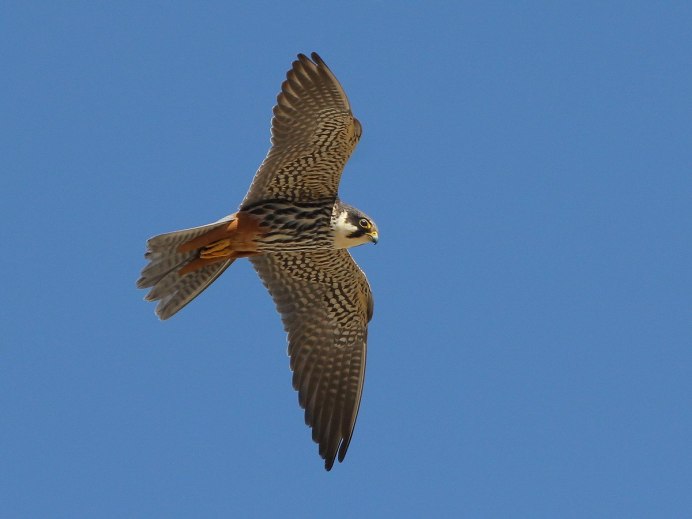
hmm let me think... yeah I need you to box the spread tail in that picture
[137,215,237,320]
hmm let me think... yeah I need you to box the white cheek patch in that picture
[333,211,361,249]
[344,222,358,233]
[335,212,358,234]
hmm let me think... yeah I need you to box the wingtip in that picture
[294,52,325,69]
[337,438,350,463]
[296,53,311,67]
[322,438,351,471]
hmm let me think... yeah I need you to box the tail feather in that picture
[137,215,236,320]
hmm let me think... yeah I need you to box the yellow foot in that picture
[200,239,232,259]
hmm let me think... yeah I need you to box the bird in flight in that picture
[137,53,378,470]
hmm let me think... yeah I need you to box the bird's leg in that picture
[200,240,233,259]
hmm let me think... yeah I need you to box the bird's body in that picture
[137,53,378,470]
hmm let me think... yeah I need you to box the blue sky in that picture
[2,1,691,517]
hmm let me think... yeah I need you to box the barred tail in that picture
[137,215,236,320]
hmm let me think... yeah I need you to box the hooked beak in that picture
[368,231,379,244]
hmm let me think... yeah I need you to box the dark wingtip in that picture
[337,439,350,463]
[324,457,335,471]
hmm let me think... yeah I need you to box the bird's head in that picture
[332,202,379,249]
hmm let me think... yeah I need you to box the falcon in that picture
[137,53,378,470]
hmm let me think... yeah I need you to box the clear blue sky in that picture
[2,2,691,517]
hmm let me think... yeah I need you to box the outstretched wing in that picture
[250,249,374,470]
[241,53,362,207]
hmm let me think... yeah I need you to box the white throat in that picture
[333,210,359,249]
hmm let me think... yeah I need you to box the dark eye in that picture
[359,218,371,229]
